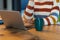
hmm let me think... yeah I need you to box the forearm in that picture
[23,0,34,26]
[43,6,59,25]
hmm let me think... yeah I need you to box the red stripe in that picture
[35,2,53,5]
[45,17,51,25]
[27,6,34,10]
[52,6,59,10]
[24,11,33,16]
[34,6,59,12]
[34,8,51,12]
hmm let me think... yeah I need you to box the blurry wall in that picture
[21,0,29,10]
[0,0,3,10]
[7,0,12,10]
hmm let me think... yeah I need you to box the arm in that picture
[43,2,59,25]
[23,0,34,26]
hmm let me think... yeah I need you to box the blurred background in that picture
[0,0,20,24]
[0,0,20,11]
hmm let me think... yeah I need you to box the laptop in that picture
[0,10,27,30]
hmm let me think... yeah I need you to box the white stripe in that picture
[51,9,59,15]
[26,8,34,14]
[28,1,34,7]
[50,15,58,22]
[24,14,33,19]
[34,5,52,9]
[34,12,50,16]
[35,0,53,2]
[47,17,54,24]
[43,18,48,25]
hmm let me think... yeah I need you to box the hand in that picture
[22,16,34,27]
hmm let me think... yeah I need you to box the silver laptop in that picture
[0,10,27,30]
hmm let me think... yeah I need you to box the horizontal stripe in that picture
[34,5,52,9]
[34,8,51,12]
[47,17,54,24]
[35,0,53,2]
[51,9,59,15]
[24,14,33,19]
[25,11,33,16]
[28,1,34,7]
[26,8,34,13]
[27,6,34,10]
[43,18,48,25]
[52,6,59,10]
[45,17,51,25]
[50,16,56,24]
[34,6,59,12]
[34,12,50,16]
[35,2,53,5]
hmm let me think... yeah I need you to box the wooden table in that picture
[0,25,60,40]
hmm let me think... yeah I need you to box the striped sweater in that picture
[23,0,59,25]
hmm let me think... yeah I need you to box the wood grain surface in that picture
[0,25,60,40]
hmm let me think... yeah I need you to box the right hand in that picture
[22,16,34,27]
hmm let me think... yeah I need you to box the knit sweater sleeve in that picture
[23,0,34,21]
[43,2,59,25]
[51,2,59,15]
[50,2,59,23]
